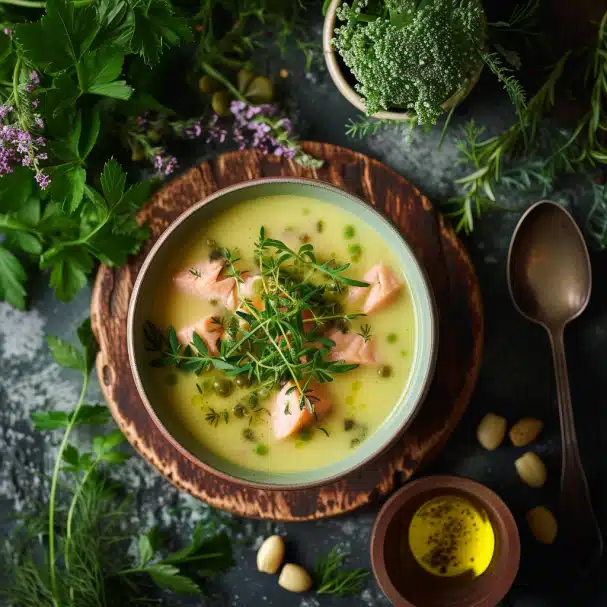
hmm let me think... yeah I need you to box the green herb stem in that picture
[48,371,89,606]
[200,61,248,103]
[0,0,45,8]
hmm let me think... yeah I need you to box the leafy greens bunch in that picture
[332,0,487,123]
[0,0,318,311]
[5,319,233,606]
[0,0,191,309]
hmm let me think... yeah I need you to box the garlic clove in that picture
[509,417,543,447]
[527,506,558,544]
[278,563,313,593]
[477,413,507,451]
[256,535,286,574]
[515,451,547,488]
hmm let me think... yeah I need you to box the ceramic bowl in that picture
[322,0,483,121]
[127,178,437,489]
[371,475,520,607]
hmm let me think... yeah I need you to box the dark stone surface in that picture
[1,9,607,607]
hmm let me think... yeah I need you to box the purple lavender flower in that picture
[154,152,177,176]
[0,99,49,186]
[35,172,50,189]
[26,71,40,93]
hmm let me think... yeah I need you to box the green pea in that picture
[298,428,313,441]
[242,428,255,442]
[213,378,234,397]
[233,403,248,418]
[235,375,251,388]
[377,365,392,378]
[387,333,398,344]
[348,243,362,262]
[254,444,269,456]
[344,225,355,239]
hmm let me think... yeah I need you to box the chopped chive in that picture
[344,225,355,239]
[387,333,398,344]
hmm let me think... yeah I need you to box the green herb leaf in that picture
[313,546,369,596]
[0,246,27,309]
[14,0,99,74]
[46,335,85,371]
[31,404,110,430]
[147,564,200,595]
[81,47,133,100]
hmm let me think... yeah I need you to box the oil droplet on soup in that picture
[143,195,416,474]
[408,495,495,578]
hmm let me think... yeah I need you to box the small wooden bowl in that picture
[322,0,483,121]
[371,476,520,607]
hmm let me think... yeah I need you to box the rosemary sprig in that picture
[313,546,369,596]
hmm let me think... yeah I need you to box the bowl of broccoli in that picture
[323,0,487,123]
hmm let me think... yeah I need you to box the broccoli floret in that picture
[333,0,486,123]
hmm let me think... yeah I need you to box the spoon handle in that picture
[549,327,603,566]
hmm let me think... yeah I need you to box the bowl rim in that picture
[127,176,438,491]
[370,475,521,607]
[322,0,484,121]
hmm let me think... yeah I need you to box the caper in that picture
[326,282,339,292]
[212,90,233,117]
[235,375,251,388]
[248,393,259,406]
[242,428,255,442]
[245,75,274,104]
[377,365,392,378]
[199,74,219,94]
[213,378,234,397]
[344,419,356,432]
[233,403,248,418]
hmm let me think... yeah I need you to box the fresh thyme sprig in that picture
[313,546,369,596]
[145,231,369,413]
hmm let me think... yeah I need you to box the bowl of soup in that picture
[127,178,437,489]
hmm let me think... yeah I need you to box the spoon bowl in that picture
[508,201,591,329]
[507,200,602,572]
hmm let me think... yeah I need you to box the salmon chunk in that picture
[173,259,238,310]
[327,329,378,365]
[176,316,224,356]
[348,263,402,314]
[271,380,332,440]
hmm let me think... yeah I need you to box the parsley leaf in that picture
[31,404,111,431]
[0,246,27,309]
[15,0,99,74]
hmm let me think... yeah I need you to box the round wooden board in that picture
[91,142,483,521]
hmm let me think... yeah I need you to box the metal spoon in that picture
[507,200,602,569]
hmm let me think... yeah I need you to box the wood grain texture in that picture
[90,142,483,521]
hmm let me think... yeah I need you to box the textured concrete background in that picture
[1,8,607,607]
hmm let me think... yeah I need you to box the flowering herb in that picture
[145,230,368,413]
[207,101,324,168]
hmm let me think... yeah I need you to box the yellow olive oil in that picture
[408,495,495,578]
